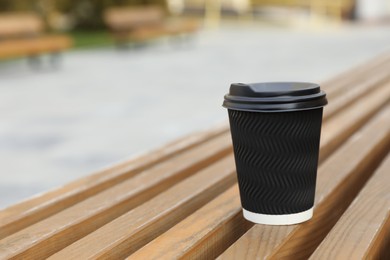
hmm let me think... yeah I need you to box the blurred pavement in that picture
[1,23,390,208]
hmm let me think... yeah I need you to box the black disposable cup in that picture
[223,82,327,225]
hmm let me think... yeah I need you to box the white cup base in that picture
[243,207,313,225]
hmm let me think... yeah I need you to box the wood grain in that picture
[367,215,390,260]
[0,134,232,259]
[219,105,390,259]
[319,81,390,162]
[310,154,390,260]
[323,62,390,121]
[321,53,386,90]
[128,185,251,260]
[322,52,390,99]
[0,123,228,240]
[49,156,237,260]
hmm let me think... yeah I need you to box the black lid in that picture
[223,82,327,112]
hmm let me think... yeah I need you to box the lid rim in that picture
[226,107,325,113]
[224,91,326,104]
[223,82,328,112]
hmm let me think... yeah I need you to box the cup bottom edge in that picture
[243,207,313,225]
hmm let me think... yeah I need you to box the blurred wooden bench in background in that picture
[251,0,356,20]
[0,52,389,259]
[104,6,199,46]
[0,13,72,67]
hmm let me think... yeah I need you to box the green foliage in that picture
[70,30,113,48]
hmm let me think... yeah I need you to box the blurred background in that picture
[0,0,390,209]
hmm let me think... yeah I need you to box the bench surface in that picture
[0,53,389,259]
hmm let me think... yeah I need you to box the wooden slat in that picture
[58,88,390,258]
[0,134,232,259]
[0,53,384,241]
[310,154,390,260]
[0,35,72,59]
[367,217,390,260]
[218,105,390,259]
[0,123,228,240]
[323,62,390,120]
[129,185,246,260]
[49,155,237,259]
[321,52,390,99]
[319,81,390,161]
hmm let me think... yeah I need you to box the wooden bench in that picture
[251,0,355,20]
[0,13,72,66]
[103,6,199,45]
[0,53,389,259]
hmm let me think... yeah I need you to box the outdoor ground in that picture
[1,22,390,209]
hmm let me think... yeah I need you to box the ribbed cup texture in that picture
[228,108,323,215]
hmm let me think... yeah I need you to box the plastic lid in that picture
[223,82,327,112]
